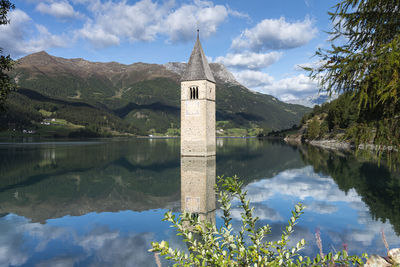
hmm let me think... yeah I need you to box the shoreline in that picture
[284,136,398,153]
[0,135,259,143]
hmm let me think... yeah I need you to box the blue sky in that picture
[0,0,339,101]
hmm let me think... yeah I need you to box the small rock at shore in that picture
[364,255,391,267]
[388,248,400,264]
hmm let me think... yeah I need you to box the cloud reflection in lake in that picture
[233,165,399,256]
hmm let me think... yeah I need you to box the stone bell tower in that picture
[181,30,216,157]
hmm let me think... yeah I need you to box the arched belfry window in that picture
[189,86,199,99]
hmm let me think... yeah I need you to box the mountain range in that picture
[2,51,310,137]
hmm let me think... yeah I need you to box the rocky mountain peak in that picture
[164,62,240,86]
[18,51,55,66]
[164,62,186,76]
[210,63,240,86]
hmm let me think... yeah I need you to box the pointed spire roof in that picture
[182,30,215,83]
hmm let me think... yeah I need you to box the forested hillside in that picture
[0,51,310,137]
[287,92,399,156]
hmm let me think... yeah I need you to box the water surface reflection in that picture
[0,138,399,265]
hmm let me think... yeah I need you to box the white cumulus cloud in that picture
[36,1,81,19]
[76,0,232,48]
[232,70,274,88]
[215,16,318,94]
[232,69,318,101]
[3,0,244,53]
[231,16,318,52]
[77,0,167,48]
[215,51,282,69]
[164,1,228,43]
[226,6,250,20]
[264,74,318,101]
[0,9,67,57]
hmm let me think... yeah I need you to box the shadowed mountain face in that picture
[5,51,310,135]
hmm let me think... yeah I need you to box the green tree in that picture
[306,117,320,140]
[320,120,329,136]
[306,0,400,150]
[0,0,15,111]
[325,93,358,132]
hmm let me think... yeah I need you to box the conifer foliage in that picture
[0,0,15,111]
[306,0,400,151]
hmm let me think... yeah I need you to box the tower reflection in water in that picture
[181,156,216,224]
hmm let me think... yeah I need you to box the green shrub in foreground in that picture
[151,176,367,266]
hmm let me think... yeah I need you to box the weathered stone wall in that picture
[181,80,216,156]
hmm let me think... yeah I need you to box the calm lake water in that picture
[0,138,399,266]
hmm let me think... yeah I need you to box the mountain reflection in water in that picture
[0,138,399,266]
